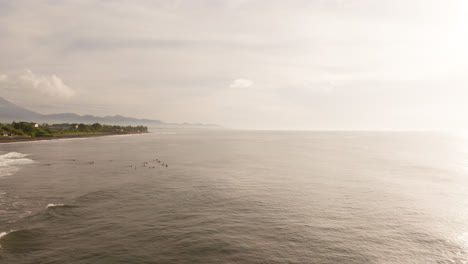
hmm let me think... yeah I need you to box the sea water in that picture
[0,130,467,263]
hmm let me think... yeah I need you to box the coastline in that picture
[0,132,148,144]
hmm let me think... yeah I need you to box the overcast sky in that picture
[0,0,467,129]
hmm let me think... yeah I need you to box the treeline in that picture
[0,121,148,137]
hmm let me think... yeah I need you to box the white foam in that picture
[0,152,34,177]
[0,152,27,159]
[46,203,65,208]
[0,230,14,239]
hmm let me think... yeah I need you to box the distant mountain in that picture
[38,112,166,126]
[0,97,42,121]
[0,97,219,128]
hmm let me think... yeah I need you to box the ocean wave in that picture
[0,152,28,159]
[0,230,15,249]
[0,152,34,177]
[0,230,12,240]
[43,203,79,219]
[0,228,44,252]
[46,203,64,208]
[46,203,78,209]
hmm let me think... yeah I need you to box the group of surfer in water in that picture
[129,158,169,169]
[46,158,169,169]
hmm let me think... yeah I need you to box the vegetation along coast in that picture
[0,121,148,143]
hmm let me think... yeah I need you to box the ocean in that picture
[0,130,467,263]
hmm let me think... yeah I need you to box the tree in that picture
[91,123,102,131]
[13,122,34,136]
[77,123,90,132]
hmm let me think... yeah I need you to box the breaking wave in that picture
[0,230,14,249]
[0,228,45,252]
[0,152,34,178]
[0,230,12,240]
[45,203,78,209]
[46,203,65,208]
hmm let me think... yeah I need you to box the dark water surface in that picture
[0,130,467,263]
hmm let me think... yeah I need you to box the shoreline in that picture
[0,132,148,144]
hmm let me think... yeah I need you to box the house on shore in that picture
[1,131,12,136]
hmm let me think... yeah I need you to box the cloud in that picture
[19,70,75,98]
[229,78,253,88]
[0,0,466,129]
[0,74,7,82]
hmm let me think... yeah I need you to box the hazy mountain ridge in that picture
[0,97,43,121]
[0,97,219,128]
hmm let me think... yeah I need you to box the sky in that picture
[0,0,467,130]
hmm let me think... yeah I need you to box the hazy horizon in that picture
[1,0,467,130]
